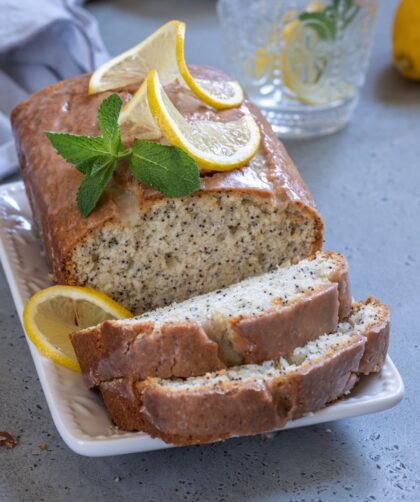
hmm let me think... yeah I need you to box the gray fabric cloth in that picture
[0,0,109,179]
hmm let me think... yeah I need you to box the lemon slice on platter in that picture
[23,286,132,371]
[119,69,260,171]
[89,20,243,109]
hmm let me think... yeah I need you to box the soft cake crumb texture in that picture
[69,192,317,314]
[135,251,340,326]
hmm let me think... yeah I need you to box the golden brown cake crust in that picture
[98,299,390,444]
[229,283,340,364]
[356,297,390,375]
[71,319,226,388]
[100,335,365,445]
[11,66,322,284]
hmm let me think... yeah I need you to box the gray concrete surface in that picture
[1,0,419,500]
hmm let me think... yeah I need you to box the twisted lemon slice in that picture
[89,20,243,109]
[118,79,162,143]
[119,70,261,171]
[23,286,132,371]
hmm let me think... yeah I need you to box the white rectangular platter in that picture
[0,181,404,457]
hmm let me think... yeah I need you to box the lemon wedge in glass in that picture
[23,286,132,371]
[89,20,243,110]
[119,69,261,171]
[281,1,331,105]
[281,1,355,105]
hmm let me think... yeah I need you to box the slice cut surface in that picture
[23,286,132,371]
[89,20,243,109]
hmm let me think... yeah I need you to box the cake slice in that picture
[71,251,351,387]
[100,298,389,442]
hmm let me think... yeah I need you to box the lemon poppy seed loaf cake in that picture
[11,66,323,314]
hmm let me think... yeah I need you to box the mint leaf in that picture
[298,12,336,40]
[76,158,117,217]
[298,0,360,41]
[45,132,109,165]
[130,140,200,197]
[98,94,122,155]
[75,155,114,175]
[89,155,116,176]
[46,95,201,217]
[342,4,360,29]
[74,157,98,175]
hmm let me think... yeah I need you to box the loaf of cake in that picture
[11,19,393,450]
[99,298,390,441]
[71,251,351,388]
[11,66,323,314]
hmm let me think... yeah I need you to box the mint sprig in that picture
[45,94,201,218]
[76,158,117,217]
[298,0,361,41]
[130,141,199,198]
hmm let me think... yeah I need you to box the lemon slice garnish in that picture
[89,20,243,110]
[23,286,132,372]
[118,79,162,144]
[129,70,259,171]
[119,70,260,170]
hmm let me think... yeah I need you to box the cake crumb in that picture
[0,431,17,449]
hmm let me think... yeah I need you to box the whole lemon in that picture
[393,0,420,80]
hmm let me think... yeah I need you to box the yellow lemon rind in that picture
[146,70,260,171]
[23,285,132,372]
[175,22,243,109]
[89,20,244,109]
[88,20,181,95]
